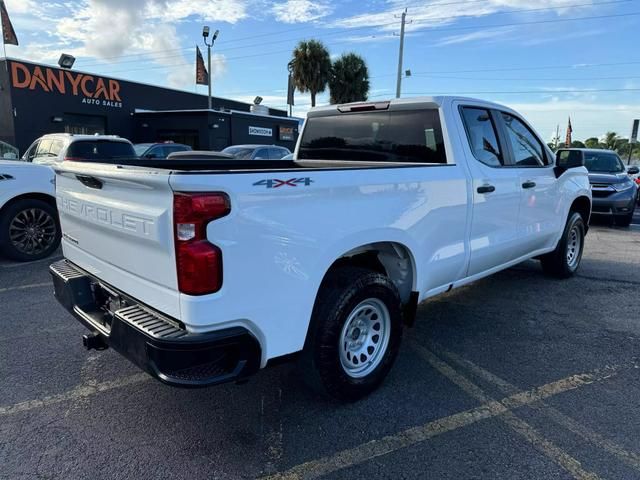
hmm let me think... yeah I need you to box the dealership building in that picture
[0,58,300,155]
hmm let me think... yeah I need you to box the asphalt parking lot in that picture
[1,212,639,480]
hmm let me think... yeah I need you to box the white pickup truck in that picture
[50,97,591,401]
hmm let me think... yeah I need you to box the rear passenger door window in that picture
[499,113,545,167]
[460,107,503,167]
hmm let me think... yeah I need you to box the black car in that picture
[558,148,639,226]
[134,142,192,159]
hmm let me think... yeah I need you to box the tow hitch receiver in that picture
[83,332,108,351]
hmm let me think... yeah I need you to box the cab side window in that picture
[500,113,546,167]
[460,107,503,167]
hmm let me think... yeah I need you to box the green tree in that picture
[603,131,619,150]
[584,137,601,149]
[328,53,370,104]
[291,40,331,108]
[570,140,585,148]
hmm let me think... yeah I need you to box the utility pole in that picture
[395,9,408,99]
[554,124,560,149]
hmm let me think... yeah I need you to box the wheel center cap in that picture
[351,328,361,340]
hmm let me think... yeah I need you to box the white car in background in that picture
[21,133,136,165]
[0,160,60,261]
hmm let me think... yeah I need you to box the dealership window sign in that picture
[10,62,123,109]
[279,126,295,141]
[249,126,272,137]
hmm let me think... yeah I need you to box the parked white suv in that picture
[50,96,591,400]
[21,134,136,165]
[0,160,60,261]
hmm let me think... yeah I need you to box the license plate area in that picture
[89,281,133,333]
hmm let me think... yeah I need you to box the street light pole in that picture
[202,27,219,110]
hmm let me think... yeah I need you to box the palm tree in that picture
[329,53,370,104]
[584,137,601,149]
[290,40,331,108]
[603,131,619,150]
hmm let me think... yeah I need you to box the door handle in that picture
[477,184,495,194]
[522,181,536,189]
[76,175,103,190]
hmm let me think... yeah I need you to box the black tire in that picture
[0,198,61,262]
[540,211,585,278]
[300,266,403,402]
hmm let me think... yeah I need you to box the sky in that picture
[3,0,640,141]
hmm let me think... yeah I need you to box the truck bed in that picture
[76,158,431,173]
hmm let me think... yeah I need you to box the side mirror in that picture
[556,150,584,169]
[145,153,158,159]
[627,166,639,175]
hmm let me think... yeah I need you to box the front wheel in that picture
[540,211,585,278]
[301,267,403,402]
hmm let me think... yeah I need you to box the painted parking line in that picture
[430,342,640,473]
[0,282,51,294]
[411,344,603,480]
[262,361,623,480]
[0,373,148,417]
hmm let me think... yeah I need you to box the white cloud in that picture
[272,0,333,24]
[4,0,243,88]
[329,0,596,40]
[4,0,37,14]
[146,0,248,23]
[436,27,515,46]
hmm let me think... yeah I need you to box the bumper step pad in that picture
[50,259,261,388]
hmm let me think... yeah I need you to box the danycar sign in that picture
[10,62,123,108]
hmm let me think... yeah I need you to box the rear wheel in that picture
[301,267,403,401]
[0,199,60,261]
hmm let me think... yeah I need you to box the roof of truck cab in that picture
[307,96,513,117]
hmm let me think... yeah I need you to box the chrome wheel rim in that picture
[339,298,391,378]
[8,208,57,256]
[566,224,582,270]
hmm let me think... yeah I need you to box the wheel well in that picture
[570,196,591,227]
[0,193,57,218]
[324,242,415,305]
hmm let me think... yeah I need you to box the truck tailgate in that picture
[55,163,180,318]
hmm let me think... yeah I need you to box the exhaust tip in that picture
[82,332,108,351]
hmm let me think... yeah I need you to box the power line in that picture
[371,88,640,97]
[371,60,640,78]
[82,11,640,77]
[76,0,633,69]
[75,0,498,65]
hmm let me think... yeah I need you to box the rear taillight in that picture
[173,192,230,295]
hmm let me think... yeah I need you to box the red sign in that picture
[10,62,123,107]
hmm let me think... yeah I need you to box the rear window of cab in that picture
[66,141,136,160]
[298,109,447,164]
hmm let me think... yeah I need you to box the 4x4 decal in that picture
[253,177,314,189]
